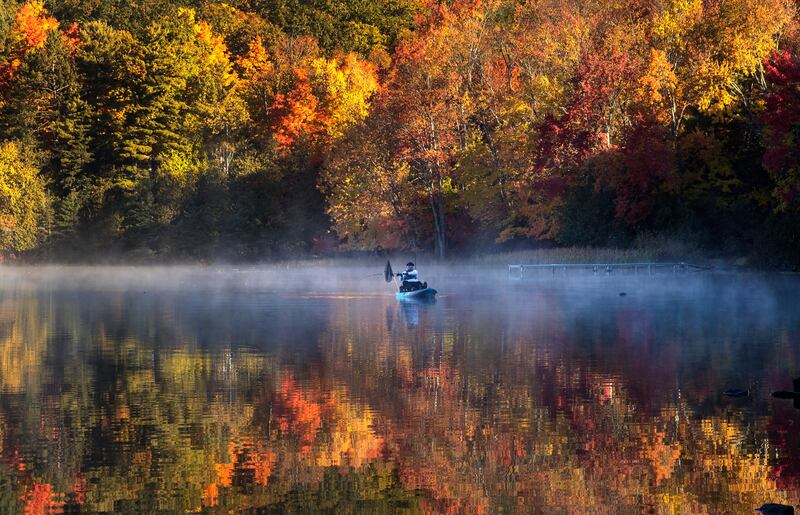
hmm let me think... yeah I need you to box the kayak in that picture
[395,287,437,300]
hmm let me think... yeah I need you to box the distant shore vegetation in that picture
[0,0,798,266]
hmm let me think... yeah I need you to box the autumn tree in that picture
[640,0,793,136]
[0,0,793,260]
[196,20,249,177]
[250,0,418,55]
[0,3,90,249]
[322,99,419,250]
[763,49,800,212]
[378,2,471,258]
[0,141,49,253]
[0,1,62,143]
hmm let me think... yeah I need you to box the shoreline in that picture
[0,247,788,273]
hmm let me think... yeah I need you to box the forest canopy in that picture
[0,0,798,264]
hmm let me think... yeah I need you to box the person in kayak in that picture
[397,262,427,292]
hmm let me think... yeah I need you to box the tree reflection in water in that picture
[0,273,798,512]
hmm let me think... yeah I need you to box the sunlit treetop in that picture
[13,1,59,49]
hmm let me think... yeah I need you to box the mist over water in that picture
[0,265,799,512]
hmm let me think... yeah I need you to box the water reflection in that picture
[0,270,799,512]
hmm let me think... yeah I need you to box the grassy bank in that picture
[278,240,725,270]
[15,235,769,270]
[462,247,712,267]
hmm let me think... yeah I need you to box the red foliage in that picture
[444,208,479,249]
[531,46,671,228]
[70,473,89,505]
[763,49,800,207]
[612,120,675,225]
[534,47,638,177]
[767,401,800,489]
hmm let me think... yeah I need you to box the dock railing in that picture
[508,262,712,279]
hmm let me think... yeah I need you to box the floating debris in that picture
[723,389,749,397]
[772,377,800,404]
[756,503,794,515]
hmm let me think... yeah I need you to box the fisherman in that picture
[397,262,426,292]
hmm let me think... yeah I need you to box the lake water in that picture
[0,266,799,513]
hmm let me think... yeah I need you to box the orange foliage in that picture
[14,1,59,49]
[201,482,219,507]
[237,36,272,79]
[202,441,275,507]
[62,23,81,55]
[269,70,320,152]
[274,374,384,467]
[0,1,70,85]
[641,429,682,484]
[263,45,377,153]
[249,449,275,486]
[214,461,234,487]
[21,482,63,515]
[276,375,323,450]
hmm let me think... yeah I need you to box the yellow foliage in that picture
[309,54,379,141]
[651,0,703,46]
[0,298,47,393]
[195,21,235,87]
[649,0,793,121]
[315,392,383,467]
[158,149,200,184]
[0,141,49,252]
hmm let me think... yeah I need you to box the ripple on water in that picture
[0,270,797,512]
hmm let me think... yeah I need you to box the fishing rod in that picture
[363,261,402,289]
[363,261,397,286]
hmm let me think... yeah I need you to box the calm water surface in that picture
[1,266,799,513]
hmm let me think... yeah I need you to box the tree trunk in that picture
[429,181,446,259]
[425,106,446,259]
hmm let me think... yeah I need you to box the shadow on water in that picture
[0,266,799,512]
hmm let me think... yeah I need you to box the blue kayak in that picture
[395,287,437,300]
